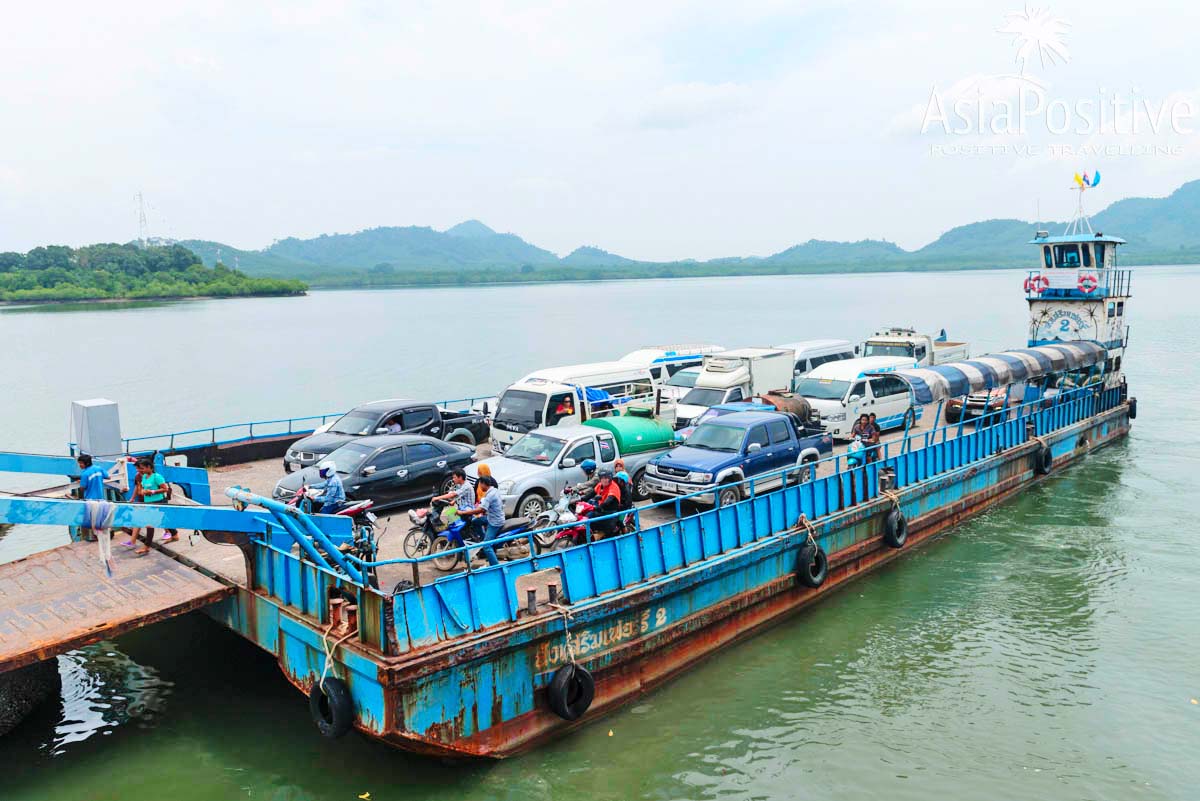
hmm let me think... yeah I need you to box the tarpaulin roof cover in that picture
[869,341,1108,405]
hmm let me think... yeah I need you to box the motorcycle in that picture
[285,484,381,587]
[532,488,635,554]
[416,499,534,571]
[846,436,867,468]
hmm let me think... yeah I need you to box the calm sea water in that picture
[1,269,1197,801]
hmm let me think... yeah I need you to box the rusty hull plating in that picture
[203,400,1129,759]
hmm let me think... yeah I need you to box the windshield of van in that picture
[506,433,565,463]
[495,390,546,425]
[686,423,744,452]
[794,377,850,401]
[667,369,700,389]
[327,410,381,435]
[681,387,727,407]
[863,342,913,358]
[324,442,375,473]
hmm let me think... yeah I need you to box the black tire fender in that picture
[883,506,908,549]
[548,663,595,721]
[309,676,354,739]
[1035,443,1053,475]
[797,541,828,588]
[1128,397,1137,420]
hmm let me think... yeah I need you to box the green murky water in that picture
[1,269,1196,800]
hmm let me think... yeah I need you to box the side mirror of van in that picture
[848,394,862,404]
[854,345,860,355]
[560,458,577,469]
[746,442,762,454]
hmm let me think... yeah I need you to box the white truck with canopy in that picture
[674,348,796,430]
[860,327,969,367]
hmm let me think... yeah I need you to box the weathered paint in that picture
[199,395,1128,758]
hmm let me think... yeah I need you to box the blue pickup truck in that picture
[644,410,834,507]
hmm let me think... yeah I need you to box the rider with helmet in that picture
[572,458,600,499]
[310,462,347,514]
[590,467,624,539]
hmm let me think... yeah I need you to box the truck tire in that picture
[447,431,474,446]
[717,482,741,508]
[517,491,548,520]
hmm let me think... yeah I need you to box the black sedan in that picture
[273,434,474,510]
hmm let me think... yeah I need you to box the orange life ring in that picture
[1026,274,1050,294]
[1078,272,1099,293]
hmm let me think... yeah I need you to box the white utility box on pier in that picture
[70,399,123,458]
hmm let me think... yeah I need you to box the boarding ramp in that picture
[0,452,355,675]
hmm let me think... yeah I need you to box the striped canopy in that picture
[870,342,1107,405]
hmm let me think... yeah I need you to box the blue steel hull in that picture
[204,401,1130,758]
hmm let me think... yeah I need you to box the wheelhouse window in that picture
[1054,244,1081,268]
[1082,244,1092,267]
[1095,243,1107,267]
[1043,246,1053,268]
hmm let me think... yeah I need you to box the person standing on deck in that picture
[867,413,882,462]
[76,454,107,541]
[133,457,177,555]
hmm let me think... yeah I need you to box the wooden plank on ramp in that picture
[0,542,232,673]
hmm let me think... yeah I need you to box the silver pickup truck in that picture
[465,423,670,519]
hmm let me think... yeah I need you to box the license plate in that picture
[659,481,678,493]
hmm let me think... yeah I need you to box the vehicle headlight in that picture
[286,449,297,458]
[688,471,713,483]
[826,413,846,422]
[646,463,658,475]
[499,480,516,493]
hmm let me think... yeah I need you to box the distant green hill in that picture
[181,178,1200,284]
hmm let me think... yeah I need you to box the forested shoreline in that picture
[0,243,306,303]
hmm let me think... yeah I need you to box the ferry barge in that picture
[0,222,1135,756]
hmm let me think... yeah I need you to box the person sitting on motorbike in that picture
[310,462,347,514]
[430,468,473,527]
[572,458,599,499]
[850,414,871,441]
[866,413,882,462]
[613,459,634,510]
[590,468,623,540]
[456,475,502,566]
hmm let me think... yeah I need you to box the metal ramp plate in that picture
[0,542,231,673]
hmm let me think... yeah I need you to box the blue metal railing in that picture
[352,381,1113,582]
[1024,268,1132,300]
[67,395,498,457]
[320,383,1123,649]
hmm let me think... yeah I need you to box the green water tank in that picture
[583,415,675,455]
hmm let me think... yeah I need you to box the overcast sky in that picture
[1,0,1196,259]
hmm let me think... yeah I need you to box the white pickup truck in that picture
[860,327,969,367]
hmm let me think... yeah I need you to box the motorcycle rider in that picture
[590,468,623,539]
[572,458,600,498]
[310,462,347,514]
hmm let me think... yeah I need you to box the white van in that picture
[491,361,657,451]
[774,339,857,383]
[619,344,725,382]
[794,356,921,440]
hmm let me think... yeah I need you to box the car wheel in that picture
[632,468,650,501]
[517,492,547,519]
[717,484,741,507]
[438,475,456,496]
